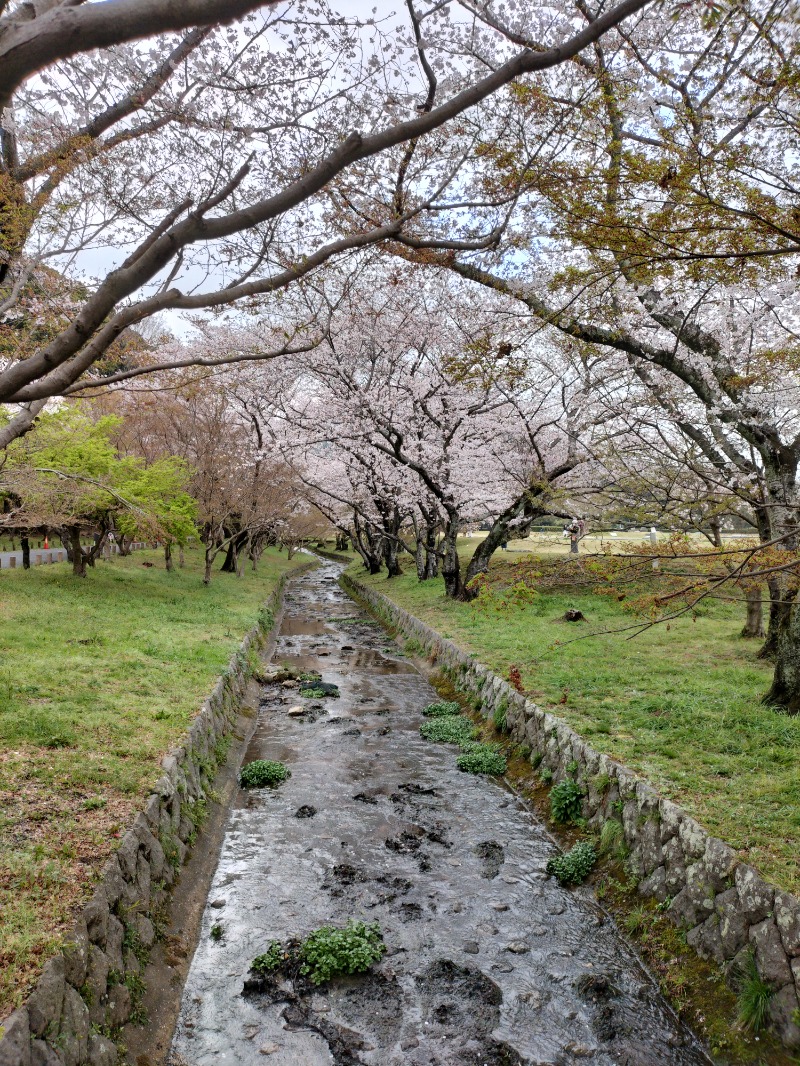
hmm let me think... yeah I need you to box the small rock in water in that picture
[492,962,514,973]
[505,941,530,954]
[282,679,298,688]
[463,941,479,954]
[287,705,304,717]
[294,805,317,818]
[490,901,509,912]
[547,902,566,915]
[530,925,547,937]
[564,1043,593,1057]
[401,1037,419,1050]
[451,902,463,913]
[210,899,226,909]
[258,1044,280,1056]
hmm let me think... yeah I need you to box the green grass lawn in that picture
[0,545,306,1018]
[352,550,800,898]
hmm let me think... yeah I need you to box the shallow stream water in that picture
[171,559,712,1066]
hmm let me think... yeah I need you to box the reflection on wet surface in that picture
[172,559,711,1066]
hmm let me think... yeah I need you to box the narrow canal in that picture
[170,559,711,1066]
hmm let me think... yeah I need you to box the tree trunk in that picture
[441,518,462,599]
[384,538,402,577]
[709,517,723,548]
[203,551,214,586]
[117,534,132,557]
[67,527,87,577]
[164,542,173,572]
[21,535,30,570]
[220,539,237,573]
[741,586,764,639]
[758,576,781,659]
[461,492,548,599]
[179,546,185,568]
[763,596,800,713]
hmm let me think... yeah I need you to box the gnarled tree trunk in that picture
[741,586,764,639]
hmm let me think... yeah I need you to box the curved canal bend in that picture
[171,559,711,1066]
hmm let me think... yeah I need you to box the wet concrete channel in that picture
[170,559,712,1066]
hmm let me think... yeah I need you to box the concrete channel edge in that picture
[340,570,800,1051]
[0,560,316,1066]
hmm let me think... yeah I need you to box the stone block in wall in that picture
[61,918,89,990]
[658,799,682,843]
[30,1039,63,1066]
[775,890,800,958]
[27,956,65,1037]
[83,889,110,946]
[749,918,793,987]
[663,836,687,895]
[736,864,775,924]
[677,816,707,860]
[637,817,663,876]
[58,986,89,1066]
[715,888,750,959]
[104,984,131,1030]
[701,837,737,893]
[84,946,110,1025]
[769,985,800,1051]
[116,832,139,882]
[687,913,724,964]
[638,865,668,902]
[105,915,124,974]
[87,1033,116,1066]
[0,1009,31,1066]
[102,858,126,910]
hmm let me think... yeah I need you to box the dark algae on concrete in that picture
[171,560,711,1066]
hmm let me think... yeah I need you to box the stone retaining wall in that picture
[342,572,800,1050]
[0,564,312,1066]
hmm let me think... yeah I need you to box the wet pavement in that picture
[171,559,711,1066]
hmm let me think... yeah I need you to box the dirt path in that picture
[170,560,711,1066]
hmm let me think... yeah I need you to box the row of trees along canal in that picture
[1,0,799,710]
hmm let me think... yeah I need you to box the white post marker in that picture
[650,527,659,570]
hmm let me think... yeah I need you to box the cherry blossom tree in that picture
[0,0,654,444]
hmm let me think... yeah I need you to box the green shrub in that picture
[252,940,285,975]
[531,752,544,770]
[735,951,773,1032]
[456,745,507,775]
[539,766,553,784]
[546,842,597,885]
[421,700,461,717]
[299,921,385,985]
[240,760,290,788]
[550,779,583,823]
[419,716,476,744]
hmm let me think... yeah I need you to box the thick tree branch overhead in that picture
[0,0,271,108]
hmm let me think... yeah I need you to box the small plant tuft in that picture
[299,921,385,985]
[456,745,507,775]
[240,760,290,788]
[539,766,553,784]
[546,841,597,885]
[419,716,476,745]
[421,700,461,717]
[252,940,285,975]
[250,923,386,988]
[735,950,773,1032]
[210,923,224,942]
[492,704,507,732]
[550,779,583,823]
[598,818,628,860]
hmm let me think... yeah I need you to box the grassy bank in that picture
[0,546,306,1017]
[350,554,800,899]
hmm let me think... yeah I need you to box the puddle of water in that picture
[172,560,711,1066]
